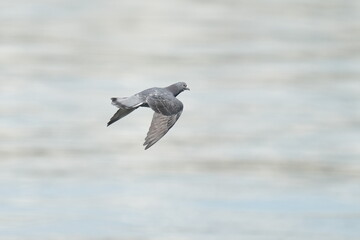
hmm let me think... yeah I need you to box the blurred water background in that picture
[1,0,360,239]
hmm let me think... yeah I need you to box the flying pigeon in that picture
[107,82,190,149]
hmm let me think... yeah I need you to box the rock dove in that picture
[107,82,190,149]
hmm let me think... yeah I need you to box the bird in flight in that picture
[107,82,190,149]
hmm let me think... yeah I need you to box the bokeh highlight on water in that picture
[0,0,360,239]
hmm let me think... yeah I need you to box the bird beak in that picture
[184,87,190,91]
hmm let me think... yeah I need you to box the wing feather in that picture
[143,111,183,149]
[143,93,184,149]
[107,108,136,126]
[146,94,183,116]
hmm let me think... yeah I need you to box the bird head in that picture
[167,82,190,96]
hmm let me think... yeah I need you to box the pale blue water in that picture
[0,0,360,239]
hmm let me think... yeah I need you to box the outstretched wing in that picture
[107,108,136,126]
[107,94,144,126]
[143,110,183,150]
[143,94,184,149]
[146,94,183,116]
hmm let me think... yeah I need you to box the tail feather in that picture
[108,96,143,126]
[111,96,143,109]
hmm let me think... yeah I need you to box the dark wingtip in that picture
[143,142,150,150]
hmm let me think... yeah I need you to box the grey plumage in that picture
[107,82,189,149]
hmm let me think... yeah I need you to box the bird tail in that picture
[108,96,144,126]
[111,96,143,109]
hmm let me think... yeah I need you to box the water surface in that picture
[0,0,360,239]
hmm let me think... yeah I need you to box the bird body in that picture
[107,82,189,149]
